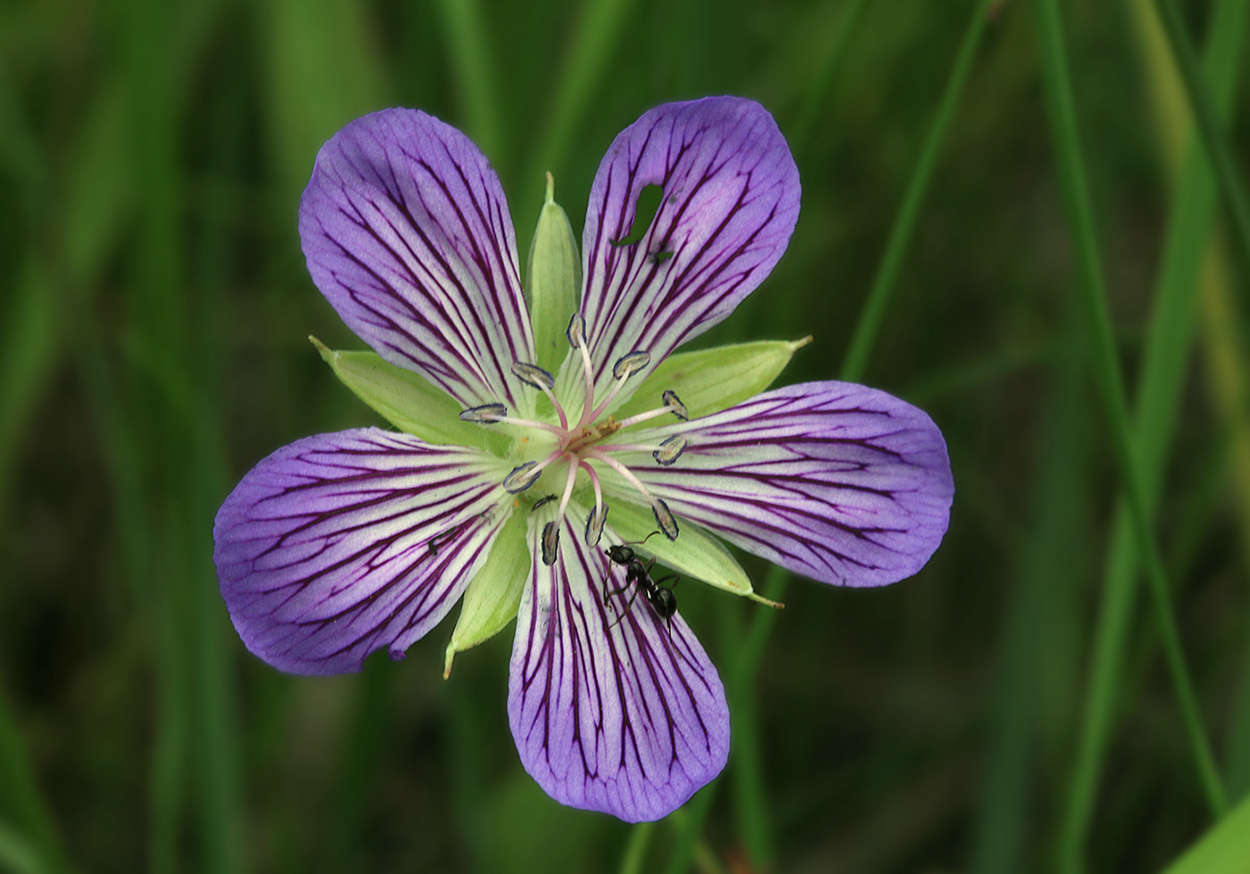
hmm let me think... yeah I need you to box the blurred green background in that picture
[4,0,1250,871]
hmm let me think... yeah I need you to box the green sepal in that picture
[443,508,529,677]
[524,173,581,373]
[616,337,811,422]
[311,337,494,449]
[608,499,753,597]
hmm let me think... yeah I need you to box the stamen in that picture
[582,459,605,514]
[572,321,597,429]
[460,403,507,422]
[554,454,580,522]
[651,497,679,540]
[584,503,608,547]
[511,361,555,390]
[566,313,586,347]
[581,460,607,546]
[614,406,682,430]
[612,350,651,379]
[541,521,560,566]
[512,360,568,430]
[652,434,687,466]
[463,408,565,435]
[585,348,651,424]
[503,462,543,493]
[662,390,689,420]
[585,450,678,541]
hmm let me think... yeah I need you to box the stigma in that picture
[461,314,687,563]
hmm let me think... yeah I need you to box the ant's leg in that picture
[608,586,641,628]
[653,573,681,591]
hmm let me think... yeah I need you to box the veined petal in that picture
[619,383,954,587]
[213,428,510,675]
[300,109,535,411]
[508,508,729,822]
[577,97,800,396]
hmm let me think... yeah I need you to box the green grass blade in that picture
[840,0,994,383]
[618,821,655,874]
[265,0,389,202]
[969,315,1091,874]
[0,689,73,874]
[1055,0,1247,866]
[434,0,503,159]
[723,567,787,871]
[519,0,640,223]
[1033,0,1227,850]
[789,0,871,156]
[1150,0,1250,281]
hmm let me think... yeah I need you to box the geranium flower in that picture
[213,97,954,822]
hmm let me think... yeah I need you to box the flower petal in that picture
[508,508,729,822]
[578,97,800,393]
[213,428,510,675]
[621,383,954,587]
[300,109,535,410]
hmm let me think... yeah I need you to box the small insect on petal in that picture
[541,521,560,565]
[662,390,689,421]
[460,403,507,422]
[584,503,609,547]
[511,361,555,391]
[613,351,651,379]
[504,462,542,493]
[651,497,680,540]
[566,313,587,347]
[652,435,687,466]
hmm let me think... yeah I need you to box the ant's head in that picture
[605,544,636,564]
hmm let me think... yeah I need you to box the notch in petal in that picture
[300,109,535,411]
[508,510,729,822]
[623,382,954,587]
[213,428,509,675]
[577,97,801,395]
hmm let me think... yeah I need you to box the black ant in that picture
[603,533,680,629]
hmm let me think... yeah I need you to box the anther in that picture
[460,403,507,422]
[612,351,651,379]
[503,462,543,493]
[651,497,679,540]
[566,313,587,347]
[584,504,608,547]
[652,435,687,466]
[662,390,689,421]
[511,361,555,390]
[541,521,560,565]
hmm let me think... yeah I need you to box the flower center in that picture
[459,314,688,564]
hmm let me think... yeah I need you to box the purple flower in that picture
[213,97,954,822]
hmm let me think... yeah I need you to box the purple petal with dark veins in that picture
[624,382,954,587]
[508,510,729,822]
[213,428,509,676]
[578,97,800,390]
[300,109,534,410]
